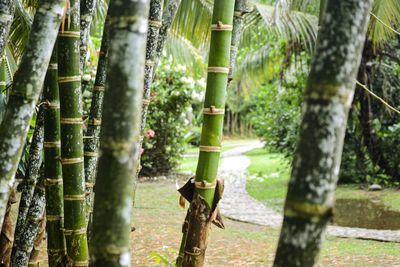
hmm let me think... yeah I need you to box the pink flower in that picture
[145,129,155,139]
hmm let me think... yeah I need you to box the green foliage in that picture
[140,61,205,176]
[248,74,305,155]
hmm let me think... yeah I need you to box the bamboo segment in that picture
[89,0,150,265]
[0,0,15,59]
[0,0,65,226]
[273,1,373,266]
[44,47,67,266]
[84,18,109,238]
[179,0,235,266]
[58,0,89,264]
[80,0,98,72]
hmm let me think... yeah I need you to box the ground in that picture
[132,180,400,266]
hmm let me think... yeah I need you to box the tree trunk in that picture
[80,0,98,72]
[0,0,64,227]
[84,16,109,239]
[58,0,89,265]
[0,190,17,267]
[11,172,46,266]
[89,0,150,265]
[44,46,67,266]
[179,0,235,266]
[13,108,44,252]
[0,0,15,59]
[273,1,373,266]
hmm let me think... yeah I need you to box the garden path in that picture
[218,140,400,242]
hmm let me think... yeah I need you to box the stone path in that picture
[218,141,400,243]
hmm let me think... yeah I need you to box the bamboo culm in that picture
[0,0,65,226]
[89,0,150,265]
[58,0,89,264]
[0,0,15,59]
[12,108,44,255]
[180,0,235,266]
[84,17,109,237]
[44,46,67,266]
[11,171,46,266]
[273,1,373,266]
[80,0,97,72]
[27,214,46,267]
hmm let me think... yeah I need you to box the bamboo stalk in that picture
[44,46,67,267]
[58,0,89,264]
[273,1,373,266]
[11,171,46,266]
[89,0,150,265]
[12,108,44,256]
[80,0,98,72]
[179,1,235,266]
[84,16,109,238]
[0,0,65,227]
[27,211,46,267]
[0,0,15,59]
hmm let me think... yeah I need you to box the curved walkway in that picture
[218,141,400,243]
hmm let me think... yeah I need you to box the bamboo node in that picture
[203,106,225,115]
[84,151,98,157]
[44,141,61,148]
[48,63,58,70]
[46,214,63,221]
[93,85,105,92]
[60,157,84,165]
[64,194,86,201]
[58,75,81,83]
[88,118,102,126]
[45,178,63,186]
[60,117,83,124]
[85,182,94,188]
[142,99,151,106]
[230,45,238,52]
[71,260,89,267]
[199,145,221,152]
[208,66,229,74]
[211,21,233,31]
[63,227,87,235]
[58,31,80,38]
[185,247,202,256]
[145,60,155,67]
[148,19,162,28]
[195,180,217,189]
[45,100,60,109]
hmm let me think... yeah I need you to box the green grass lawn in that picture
[245,148,400,213]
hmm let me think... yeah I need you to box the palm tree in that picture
[0,0,65,226]
[178,0,235,266]
[58,0,89,264]
[89,0,150,265]
[273,0,373,266]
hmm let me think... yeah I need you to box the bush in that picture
[140,62,204,176]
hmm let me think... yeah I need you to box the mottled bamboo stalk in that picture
[84,17,109,237]
[11,172,46,266]
[44,46,67,266]
[273,1,373,266]
[0,0,15,59]
[27,212,46,267]
[80,0,97,72]
[89,0,150,265]
[180,0,235,266]
[0,0,64,227]
[13,108,44,252]
[58,0,89,264]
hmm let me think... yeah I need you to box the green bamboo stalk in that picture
[273,1,373,266]
[89,0,150,265]
[0,0,15,59]
[0,0,65,226]
[58,0,89,265]
[84,17,109,237]
[13,108,44,255]
[44,46,67,267]
[11,170,46,266]
[80,0,98,71]
[180,1,235,266]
